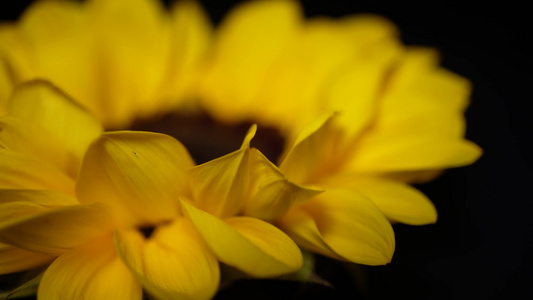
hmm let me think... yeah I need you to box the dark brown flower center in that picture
[138,225,156,239]
[130,112,285,164]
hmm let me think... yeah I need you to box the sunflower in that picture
[0,0,481,297]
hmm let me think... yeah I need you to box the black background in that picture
[2,1,532,299]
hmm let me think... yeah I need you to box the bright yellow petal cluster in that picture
[0,0,211,128]
[194,0,481,261]
[183,125,316,277]
[0,81,303,299]
[195,0,398,133]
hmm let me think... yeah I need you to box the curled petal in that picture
[0,190,114,256]
[181,200,302,277]
[187,125,256,218]
[76,131,194,226]
[38,235,141,300]
[0,242,54,275]
[114,218,219,300]
[277,189,395,265]
[279,114,344,184]
[244,148,321,221]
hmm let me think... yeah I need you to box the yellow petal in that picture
[244,148,321,221]
[181,200,302,277]
[0,116,78,179]
[275,206,343,260]
[4,0,101,122]
[1,0,208,124]
[248,16,399,133]
[0,25,27,84]
[322,38,401,137]
[323,176,437,225]
[359,53,471,142]
[0,0,86,83]
[333,14,398,45]
[163,0,212,107]
[76,131,195,226]
[188,125,256,218]
[114,218,219,300]
[0,149,75,194]
[0,59,13,115]
[198,0,301,123]
[0,188,77,206]
[384,169,444,184]
[346,48,482,173]
[347,136,482,173]
[8,80,103,176]
[0,242,54,275]
[0,190,114,256]
[84,0,173,125]
[277,189,395,265]
[279,114,345,184]
[373,88,468,139]
[1,0,185,128]
[15,0,84,44]
[386,48,471,113]
[38,235,142,300]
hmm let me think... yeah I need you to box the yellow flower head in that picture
[0,0,482,296]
